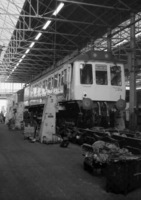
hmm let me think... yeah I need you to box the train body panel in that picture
[73,61,125,102]
[23,51,125,105]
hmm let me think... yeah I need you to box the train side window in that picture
[52,77,54,88]
[39,83,41,94]
[45,79,48,91]
[110,66,121,86]
[61,71,64,86]
[63,69,67,83]
[80,64,93,84]
[48,77,51,89]
[43,79,47,90]
[58,74,61,88]
[71,63,73,83]
[43,80,45,89]
[95,64,108,85]
[54,74,58,88]
[35,84,38,96]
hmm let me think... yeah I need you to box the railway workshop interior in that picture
[1,0,141,199]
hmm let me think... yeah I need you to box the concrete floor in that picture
[0,124,141,200]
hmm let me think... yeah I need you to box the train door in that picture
[67,64,72,100]
[63,68,67,100]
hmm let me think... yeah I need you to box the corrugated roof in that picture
[0,0,25,80]
[0,0,141,85]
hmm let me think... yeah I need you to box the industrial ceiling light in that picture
[6,75,9,81]
[22,54,26,59]
[42,20,51,30]
[35,32,42,40]
[113,39,128,48]
[25,49,30,54]
[53,2,64,16]
[19,59,22,63]
[135,32,141,37]
[14,63,19,70]
[29,42,35,48]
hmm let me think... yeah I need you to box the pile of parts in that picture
[82,141,141,194]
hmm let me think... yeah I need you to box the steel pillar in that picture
[129,13,137,130]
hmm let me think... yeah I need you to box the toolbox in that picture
[105,156,141,194]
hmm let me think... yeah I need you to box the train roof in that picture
[72,50,123,64]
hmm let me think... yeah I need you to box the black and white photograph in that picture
[0,0,141,199]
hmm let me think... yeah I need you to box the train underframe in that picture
[24,97,124,134]
[57,99,118,129]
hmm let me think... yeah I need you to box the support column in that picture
[129,13,137,130]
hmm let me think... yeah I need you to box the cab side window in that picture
[110,66,122,86]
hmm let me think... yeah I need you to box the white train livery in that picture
[24,50,126,128]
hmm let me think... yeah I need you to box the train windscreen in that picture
[95,64,108,85]
[80,63,93,84]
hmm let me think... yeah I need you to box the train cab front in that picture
[73,58,126,129]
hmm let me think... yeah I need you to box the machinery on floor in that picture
[39,94,61,143]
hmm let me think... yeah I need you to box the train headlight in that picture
[116,98,126,111]
[82,98,93,110]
